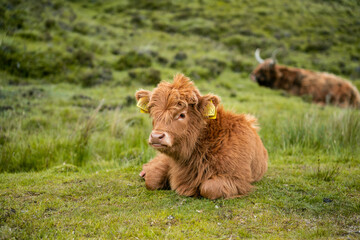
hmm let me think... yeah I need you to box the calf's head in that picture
[251,48,279,88]
[135,74,219,160]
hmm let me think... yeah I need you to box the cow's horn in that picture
[271,48,281,64]
[255,48,264,64]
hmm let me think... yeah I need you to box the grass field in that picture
[1,0,360,239]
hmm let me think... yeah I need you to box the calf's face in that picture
[135,75,219,159]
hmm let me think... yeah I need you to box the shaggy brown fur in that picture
[135,74,268,199]
[251,56,360,108]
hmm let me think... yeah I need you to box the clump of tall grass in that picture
[308,157,340,182]
[0,133,76,173]
[102,108,154,166]
[0,96,154,173]
[272,109,360,155]
[110,107,124,138]
[73,99,104,166]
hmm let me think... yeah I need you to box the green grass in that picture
[1,0,360,239]
[1,164,359,239]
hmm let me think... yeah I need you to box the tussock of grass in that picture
[74,99,104,166]
[309,163,340,182]
[278,110,360,154]
[0,87,154,172]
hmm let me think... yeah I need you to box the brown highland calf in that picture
[251,49,360,108]
[135,74,268,199]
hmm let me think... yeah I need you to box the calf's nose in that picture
[149,131,172,147]
[150,131,165,143]
[151,133,165,140]
[151,132,165,140]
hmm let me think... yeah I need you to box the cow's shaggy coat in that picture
[135,74,268,199]
[251,49,360,108]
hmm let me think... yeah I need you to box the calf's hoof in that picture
[139,170,146,178]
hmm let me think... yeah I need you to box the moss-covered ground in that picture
[1,0,360,239]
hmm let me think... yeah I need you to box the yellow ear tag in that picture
[204,100,217,119]
[136,97,149,113]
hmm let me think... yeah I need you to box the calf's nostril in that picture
[151,132,165,140]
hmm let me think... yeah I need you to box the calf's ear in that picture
[198,94,220,119]
[135,89,151,113]
[135,89,151,101]
[202,94,220,107]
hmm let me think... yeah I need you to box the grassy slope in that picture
[1,0,360,239]
[1,164,360,239]
[1,165,360,239]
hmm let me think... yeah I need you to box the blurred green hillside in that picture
[1,0,360,86]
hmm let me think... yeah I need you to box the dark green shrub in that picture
[2,9,26,33]
[185,66,215,81]
[104,4,126,14]
[15,30,44,41]
[304,41,332,53]
[127,0,175,10]
[73,49,94,67]
[123,95,136,107]
[157,56,168,65]
[174,52,187,61]
[223,35,278,54]
[44,19,57,29]
[170,60,187,69]
[0,134,9,145]
[128,68,161,85]
[131,14,147,27]
[178,18,220,39]
[231,58,254,73]
[115,51,152,70]
[196,58,227,78]
[79,68,113,87]
[351,66,360,80]
[73,22,93,35]
[152,20,178,33]
[0,42,67,78]
[21,88,45,98]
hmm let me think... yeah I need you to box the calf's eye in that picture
[176,113,186,120]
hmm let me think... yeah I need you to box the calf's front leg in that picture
[140,153,170,190]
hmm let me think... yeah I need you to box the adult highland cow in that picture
[251,49,360,108]
[135,74,268,199]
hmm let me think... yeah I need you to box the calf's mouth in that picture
[149,142,169,149]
